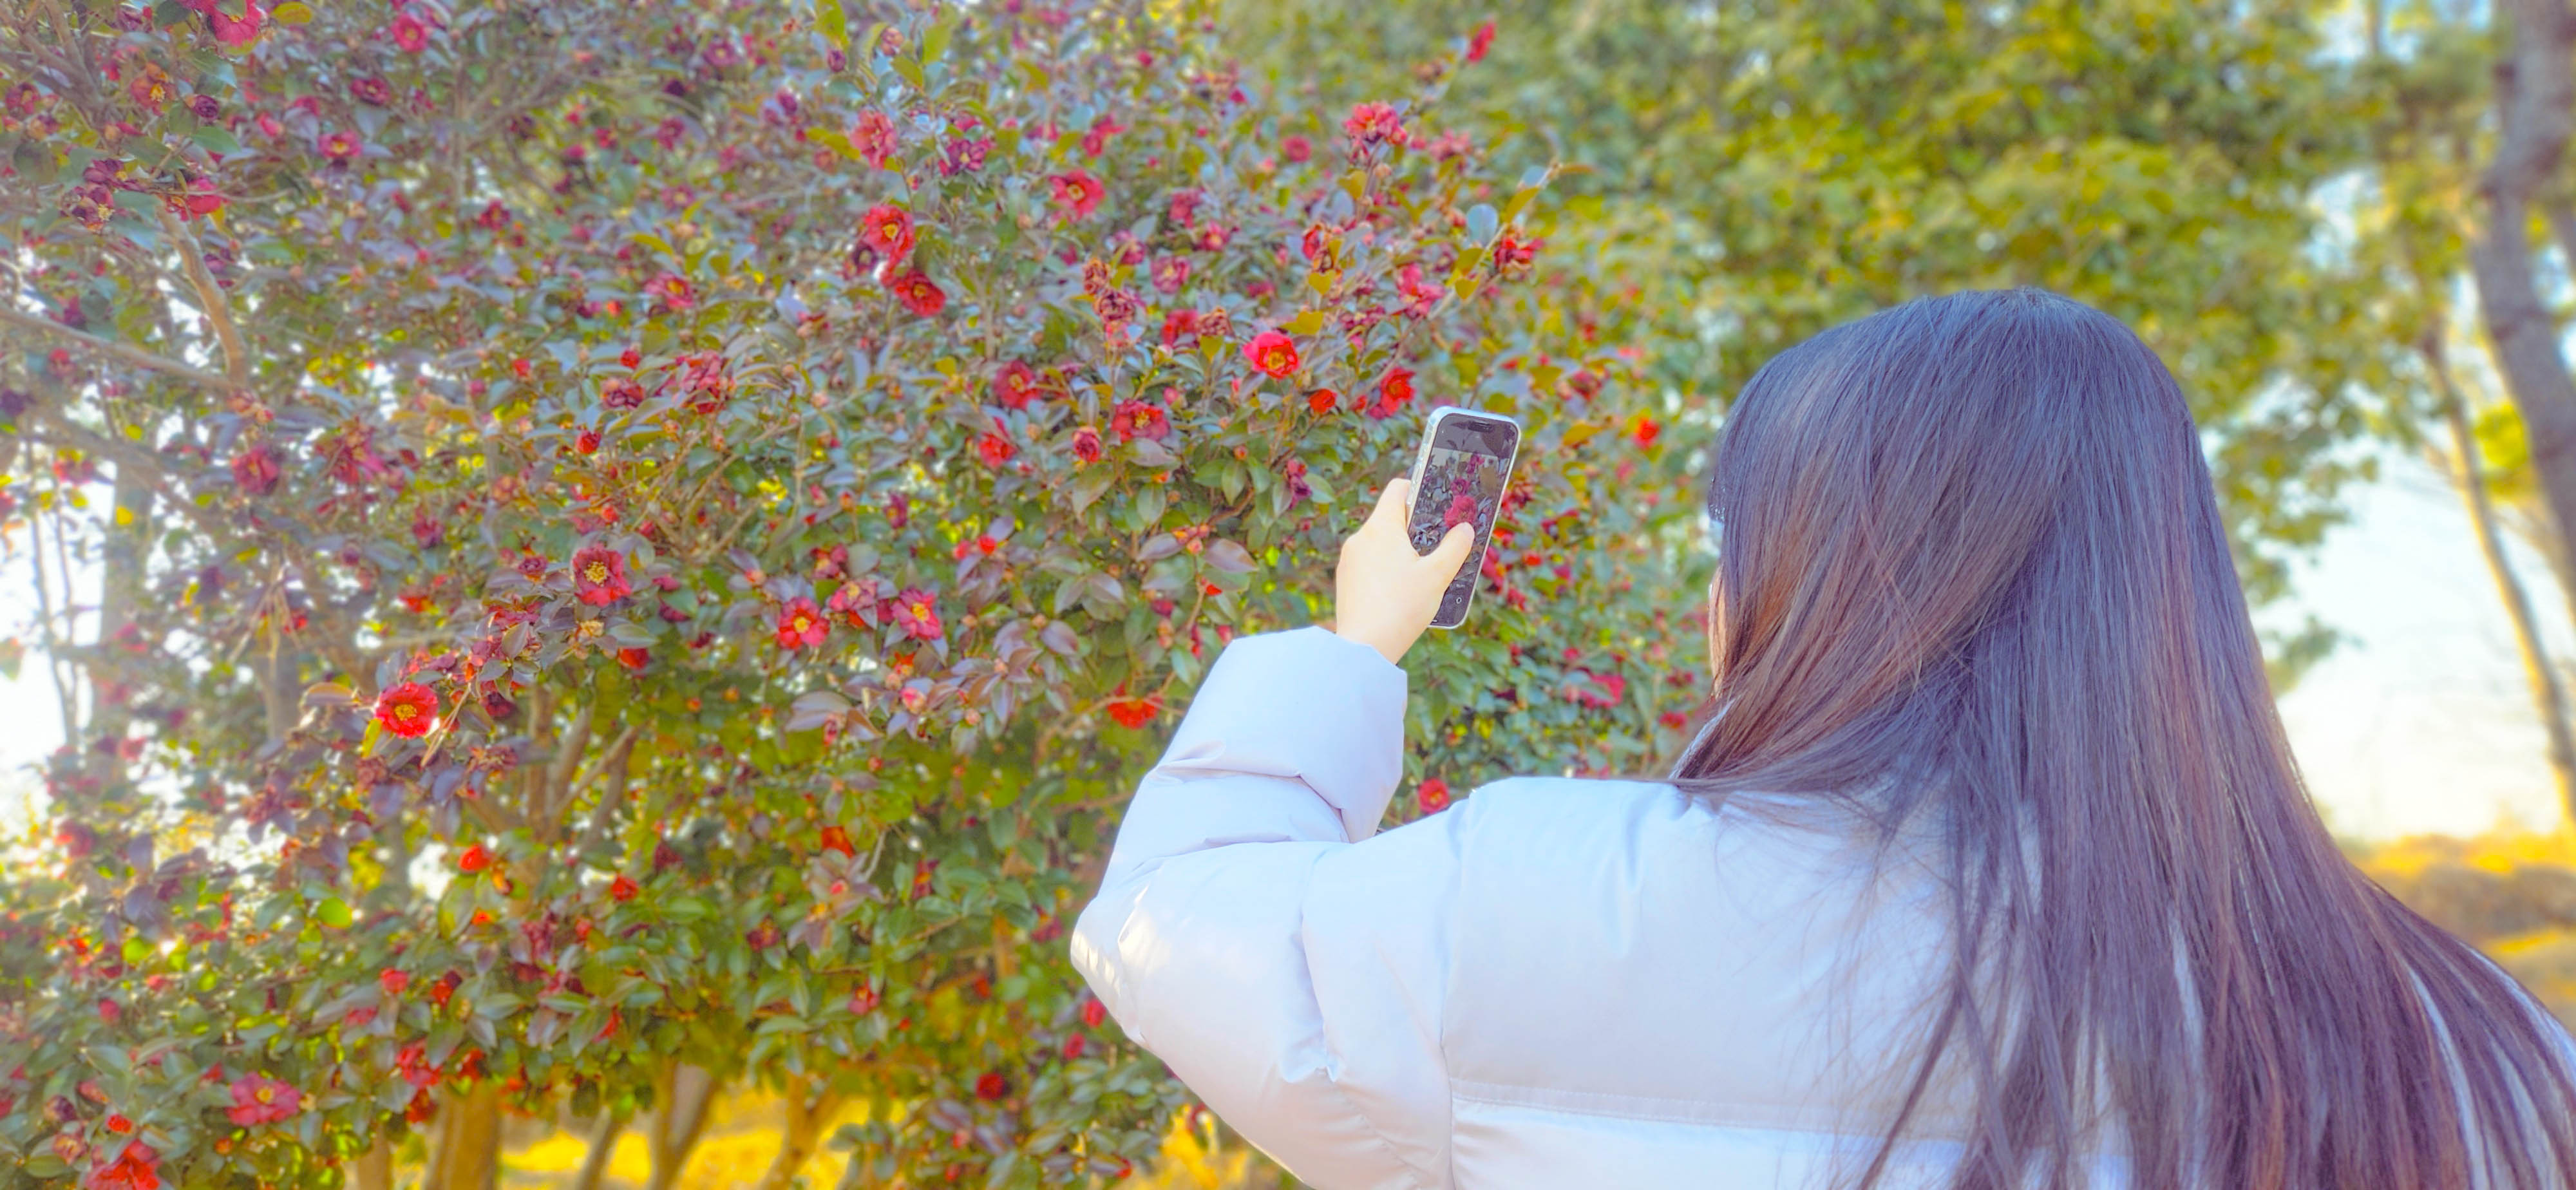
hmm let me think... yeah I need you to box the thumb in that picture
[1429,521,1477,569]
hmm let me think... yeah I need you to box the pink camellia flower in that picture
[1282,134,1313,163]
[1110,401,1171,442]
[390,12,430,52]
[851,110,898,167]
[889,271,945,317]
[992,361,1039,410]
[890,588,943,642]
[644,272,695,312]
[1049,170,1106,220]
[183,0,265,48]
[1150,256,1189,294]
[775,598,828,650]
[856,204,914,266]
[571,546,630,606]
[317,129,363,162]
[1466,21,1497,63]
[348,76,393,106]
[1343,102,1408,151]
[1069,426,1103,463]
[231,445,279,496]
[227,1074,301,1126]
[1243,331,1300,378]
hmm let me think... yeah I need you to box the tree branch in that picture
[0,305,235,392]
[158,207,249,386]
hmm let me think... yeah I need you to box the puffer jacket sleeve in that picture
[1071,626,1461,1190]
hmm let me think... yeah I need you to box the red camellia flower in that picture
[1467,20,1498,62]
[318,129,363,161]
[1062,1034,1086,1060]
[1630,413,1662,446]
[456,845,491,873]
[890,588,943,641]
[1110,401,1171,442]
[608,873,639,902]
[992,360,1039,409]
[820,825,855,856]
[775,598,828,650]
[1081,997,1108,1028]
[91,1140,159,1190]
[857,203,914,265]
[1160,309,1202,348]
[1070,426,1103,462]
[890,270,945,317]
[1417,777,1452,813]
[1104,692,1160,729]
[231,445,280,496]
[1244,331,1300,377]
[976,423,1017,466]
[617,647,649,670]
[974,1072,1010,1101]
[573,428,601,455]
[1343,102,1409,151]
[380,968,409,996]
[571,547,630,605]
[850,983,880,1014]
[390,12,429,51]
[374,683,439,737]
[1048,170,1105,219]
[1307,388,1340,415]
[226,1074,301,1126]
[1368,367,1417,419]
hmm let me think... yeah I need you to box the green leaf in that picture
[815,0,847,48]
[270,1,314,23]
[315,898,353,929]
[923,12,957,64]
[1283,309,1328,336]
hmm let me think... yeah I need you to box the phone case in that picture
[1403,405,1524,629]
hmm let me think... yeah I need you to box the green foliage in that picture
[1232,0,2412,659]
[0,1,1689,1186]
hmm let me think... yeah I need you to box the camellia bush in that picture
[0,1,1698,1187]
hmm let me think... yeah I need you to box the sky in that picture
[1,441,2568,842]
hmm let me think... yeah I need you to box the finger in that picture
[1429,520,1477,569]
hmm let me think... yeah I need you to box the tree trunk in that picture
[85,462,155,784]
[2430,339,2576,824]
[2472,0,2576,636]
[350,1140,393,1190]
[755,1076,844,1190]
[424,1083,504,1190]
[644,1063,720,1190]
[569,1110,629,1190]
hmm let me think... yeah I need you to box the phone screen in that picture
[1406,410,1522,628]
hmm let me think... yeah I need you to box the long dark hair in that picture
[1667,288,2576,1188]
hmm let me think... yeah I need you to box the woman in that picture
[1070,289,2576,1188]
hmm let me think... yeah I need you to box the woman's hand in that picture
[1332,476,1477,666]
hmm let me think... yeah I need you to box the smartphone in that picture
[1403,405,1524,629]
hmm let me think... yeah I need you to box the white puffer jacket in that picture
[1070,625,2130,1189]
